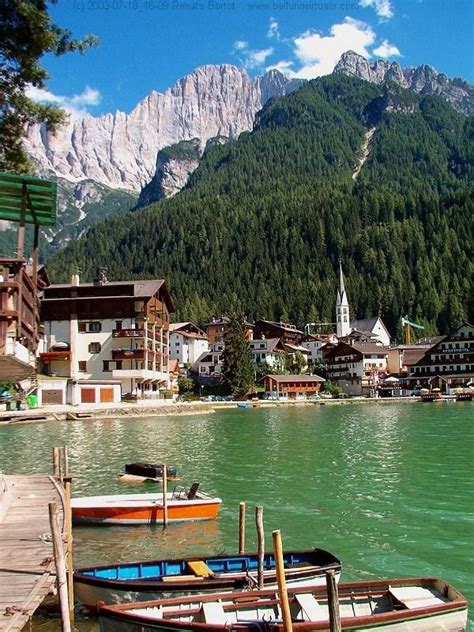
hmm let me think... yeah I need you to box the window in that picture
[116,361,122,370]
[103,360,110,372]
[88,322,102,333]
[115,321,123,330]
[78,361,87,372]
[89,342,101,354]
[78,322,86,332]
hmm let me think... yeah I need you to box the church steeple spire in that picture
[336,261,350,337]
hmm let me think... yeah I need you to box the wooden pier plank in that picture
[0,474,64,631]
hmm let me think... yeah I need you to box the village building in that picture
[254,320,304,345]
[405,323,473,391]
[193,337,288,378]
[263,374,325,400]
[169,322,208,367]
[0,173,56,404]
[192,342,224,378]
[39,272,175,405]
[249,338,286,368]
[323,340,388,396]
[300,333,337,364]
[387,341,441,376]
[204,316,254,344]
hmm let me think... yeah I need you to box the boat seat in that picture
[389,586,444,609]
[202,601,227,624]
[294,593,326,621]
[188,560,214,577]
[187,482,200,499]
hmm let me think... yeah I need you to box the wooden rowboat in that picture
[75,548,341,611]
[71,484,221,526]
[97,577,468,632]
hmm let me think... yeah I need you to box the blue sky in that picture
[33,0,473,117]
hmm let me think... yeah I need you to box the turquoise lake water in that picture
[0,401,472,630]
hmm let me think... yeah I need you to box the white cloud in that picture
[233,40,274,70]
[268,17,280,40]
[291,18,376,79]
[245,47,274,69]
[373,39,401,58]
[359,0,394,20]
[266,60,296,76]
[25,85,101,119]
[233,40,248,51]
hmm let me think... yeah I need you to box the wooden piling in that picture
[64,478,74,623]
[326,569,342,632]
[63,445,69,477]
[272,530,293,632]
[52,447,60,479]
[238,502,246,554]
[48,501,71,632]
[256,506,264,589]
[58,447,64,484]
[162,465,168,529]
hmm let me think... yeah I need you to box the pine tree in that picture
[222,315,254,399]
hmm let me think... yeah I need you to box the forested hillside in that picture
[46,74,473,337]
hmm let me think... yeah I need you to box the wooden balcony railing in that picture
[112,349,145,360]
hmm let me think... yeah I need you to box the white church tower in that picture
[336,262,351,337]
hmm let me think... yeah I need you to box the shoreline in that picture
[0,395,436,426]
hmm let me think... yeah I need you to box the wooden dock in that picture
[0,474,65,631]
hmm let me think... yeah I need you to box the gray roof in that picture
[350,317,381,332]
[265,374,325,383]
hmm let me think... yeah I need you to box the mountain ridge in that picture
[45,73,473,335]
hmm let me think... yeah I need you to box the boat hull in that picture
[76,570,340,612]
[71,491,221,525]
[75,548,342,610]
[99,609,468,632]
[97,577,468,632]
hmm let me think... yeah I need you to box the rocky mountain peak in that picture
[24,64,302,194]
[334,51,474,115]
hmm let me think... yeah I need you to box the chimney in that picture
[71,273,80,286]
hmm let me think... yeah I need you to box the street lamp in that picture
[200,384,204,399]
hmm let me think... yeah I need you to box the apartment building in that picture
[39,273,175,405]
[169,322,209,367]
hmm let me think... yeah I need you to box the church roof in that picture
[350,317,380,332]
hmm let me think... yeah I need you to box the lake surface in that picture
[0,401,472,630]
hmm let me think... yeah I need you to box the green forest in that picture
[46,74,474,338]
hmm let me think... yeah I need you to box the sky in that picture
[32,0,474,118]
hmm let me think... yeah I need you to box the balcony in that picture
[40,350,71,362]
[112,368,169,382]
[112,328,146,339]
[112,349,145,360]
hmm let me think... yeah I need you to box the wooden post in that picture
[64,478,74,623]
[58,447,64,484]
[256,506,265,589]
[48,501,71,632]
[63,445,69,477]
[162,464,168,529]
[238,502,246,554]
[53,447,60,478]
[272,530,293,632]
[32,223,40,343]
[326,570,342,632]
[16,183,27,259]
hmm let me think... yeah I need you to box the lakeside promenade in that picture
[0,395,428,425]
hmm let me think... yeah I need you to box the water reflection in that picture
[74,519,224,567]
[1,403,472,631]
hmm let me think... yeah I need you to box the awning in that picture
[0,172,57,226]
